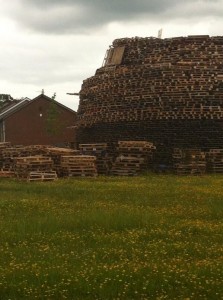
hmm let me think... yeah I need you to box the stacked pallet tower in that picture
[14,156,57,182]
[43,147,80,177]
[60,155,97,177]
[77,35,223,166]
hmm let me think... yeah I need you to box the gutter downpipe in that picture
[3,121,5,142]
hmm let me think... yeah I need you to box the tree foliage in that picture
[46,93,61,136]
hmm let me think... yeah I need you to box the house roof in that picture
[0,94,76,121]
[0,99,30,120]
[32,94,76,114]
[0,99,26,114]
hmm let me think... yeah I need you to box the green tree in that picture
[0,94,13,110]
[46,93,61,136]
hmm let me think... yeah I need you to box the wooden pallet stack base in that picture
[2,142,223,177]
[174,164,206,175]
[111,156,145,176]
[173,148,206,175]
[61,155,97,177]
[79,143,114,175]
[206,149,223,173]
[110,140,156,175]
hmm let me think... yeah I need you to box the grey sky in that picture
[0,0,223,110]
[10,0,223,33]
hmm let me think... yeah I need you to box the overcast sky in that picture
[1,0,223,111]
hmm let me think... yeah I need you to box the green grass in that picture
[0,175,222,299]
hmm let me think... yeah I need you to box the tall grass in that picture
[0,175,222,299]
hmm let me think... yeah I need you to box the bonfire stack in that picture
[111,141,156,176]
[14,156,57,181]
[60,155,97,177]
[77,36,223,158]
[172,148,206,175]
[79,143,114,174]
[43,147,80,177]
[206,149,223,173]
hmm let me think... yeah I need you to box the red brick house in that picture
[0,94,76,147]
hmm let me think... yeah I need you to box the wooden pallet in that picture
[27,171,58,182]
[0,170,15,178]
[0,142,11,149]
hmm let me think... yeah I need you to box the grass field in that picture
[0,175,222,299]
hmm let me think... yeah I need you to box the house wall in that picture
[4,96,76,146]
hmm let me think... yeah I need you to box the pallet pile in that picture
[0,144,49,176]
[43,147,80,177]
[0,142,11,150]
[60,155,97,177]
[0,144,98,180]
[0,145,26,175]
[14,156,56,181]
[3,141,223,178]
[79,143,114,175]
[111,156,145,176]
[77,35,223,158]
[111,141,156,175]
[0,142,13,177]
[206,149,223,173]
[172,148,206,175]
